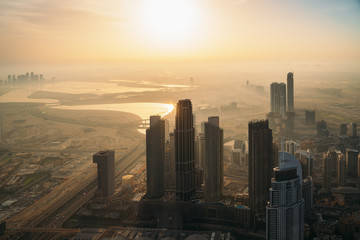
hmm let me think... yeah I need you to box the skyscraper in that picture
[287,72,294,112]
[270,82,280,113]
[175,99,196,201]
[93,150,115,198]
[146,115,166,199]
[346,148,359,178]
[248,120,273,225]
[266,152,304,240]
[279,82,287,116]
[337,152,346,187]
[204,116,224,202]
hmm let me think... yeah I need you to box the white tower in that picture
[266,152,305,240]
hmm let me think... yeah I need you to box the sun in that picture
[134,0,203,47]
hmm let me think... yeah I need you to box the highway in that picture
[34,140,146,228]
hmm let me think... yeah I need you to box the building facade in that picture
[146,115,166,198]
[175,99,196,201]
[93,150,115,198]
[248,120,273,225]
[204,116,224,202]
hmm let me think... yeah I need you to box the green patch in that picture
[22,172,47,186]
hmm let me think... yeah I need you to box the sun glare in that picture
[135,0,203,47]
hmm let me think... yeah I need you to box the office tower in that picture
[266,151,304,240]
[270,82,280,113]
[303,176,313,214]
[337,153,346,187]
[346,149,359,178]
[165,132,175,191]
[317,120,329,137]
[285,140,296,155]
[204,116,224,202]
[350,123,357,137]
[248,120,273,224]
[323,150,337,190]
[93,150,115,198]
[146,115,165,199]
[287,72,294,112]
[339,123,347,136]
[305,110,315,125]
[279,82,286,116]
[175,99,196,201]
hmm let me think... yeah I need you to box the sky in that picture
[1,0,360,64]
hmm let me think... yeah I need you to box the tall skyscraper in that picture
[175,99,196,201]
[287,72,294,112]
[339,123,348,136]
[337,152,346,187]
[323,150,338,190]
[204,116,224,202]
[93,150,115,198]
[350,123,357,137]
[266,152,304,240]
[248,120,273,225]
[146,115,165,199]
[270,82,280,113]
[346,148,359,178]
[279,82,287,116]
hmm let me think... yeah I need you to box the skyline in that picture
[1,0,360,64]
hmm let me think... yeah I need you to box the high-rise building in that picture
[337,152,346,187]
[204,116,224,202]
[303,176,313,214]
[305,110,315,125]
[287,72,294,112]
[358,154,360,190]
[346,148,359,178]
[266,151,304,240]
[165,132,175,191]
[339,123,348,136]
[279,82,287,116]
[175,99,196,201]
[350,123,357,137]
[248,120,273,225]
[285,140,296,155]
[93,150,115,198]
[146,115,166,199]
[323,150,338,190]
[270,82,280,113]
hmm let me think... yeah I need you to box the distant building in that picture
[285,140,296,155]
[350,123,357,137]
[346,148,359,179]
[339,123,348,136]
[317,120,329,137]
[323,150,338,190]
[165,132,175,191]
[175,99,196,201]
[93,150,115,198]
[248,120,273,226]
[270,82,286,115]
[146,115,166,199]
[279,82,287,116]
[270,82,280,113]
[204,116,224,202]
[287,72,294,112]
[337,153,346,187]
[303,177,313,214]
[266,151,304,240]
[305,110,315,125]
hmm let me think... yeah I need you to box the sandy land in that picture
[0,102,143,151]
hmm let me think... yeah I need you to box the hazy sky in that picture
[1,0,360,63]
